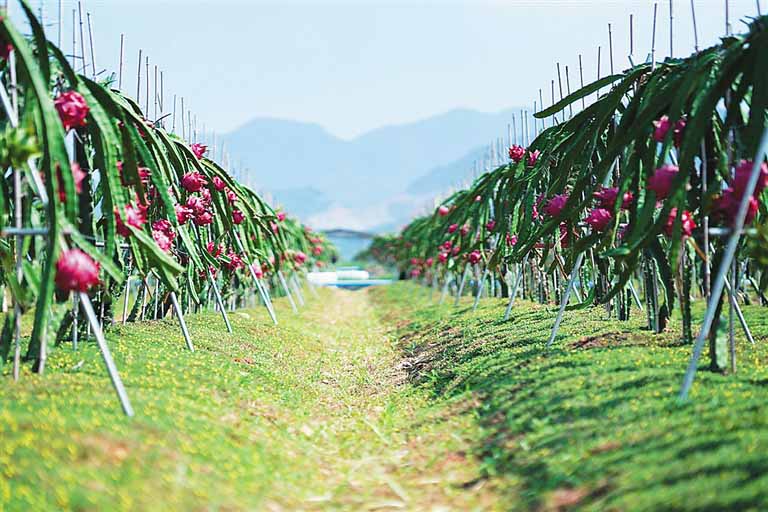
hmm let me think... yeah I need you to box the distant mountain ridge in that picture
[224,107,524,231]
[408,144,493,195]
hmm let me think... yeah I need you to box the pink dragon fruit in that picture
[55,249,100,292]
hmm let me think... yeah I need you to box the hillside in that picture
[407,144,489,194]
[224,108,523,229]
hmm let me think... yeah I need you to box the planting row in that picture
[365,15,768,376]
[0,3,336,379]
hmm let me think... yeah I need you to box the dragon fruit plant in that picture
[0,2,334,371]
[381,15,768,374]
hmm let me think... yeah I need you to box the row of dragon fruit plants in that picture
[364,14,768,375]
[0,2,337,374]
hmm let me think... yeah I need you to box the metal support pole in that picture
[504,257,528,321]
[233,233,278,324]
[86,12,97,78]
[140,279,148,321]
[556,254,584,303]
[122,276,130,325]
[12,155,22,381]
[304,270,319,298]
[277,271,298,313]
[79,292,134,416]
[77,1,86,73]
[679,129,768,400]
[86,305,92,340]
[547,252,585,348]
[725,278,755,345]
[290,273,305,306]
[98,291,105,329]
[169,291,195,352]
[207,269,232,334]
[256,278,278,323]
[729,257,737,372]
[454,264,470,306]
[628,280,644,310]
[472,267,490,312]
[72,294,79,350]
[8,49,21,381]
[118,34,124,90]
[153,278,159,320]
[439,272,452,305]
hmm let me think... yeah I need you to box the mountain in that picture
[224,118,344,194]
[270,187,332,220]
[407,145,489,195]
[224,107,523,230]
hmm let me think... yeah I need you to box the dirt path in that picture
[272,288,498,510]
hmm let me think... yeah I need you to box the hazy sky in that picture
[13,0,765,139]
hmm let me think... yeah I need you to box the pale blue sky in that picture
[13,0,764,139]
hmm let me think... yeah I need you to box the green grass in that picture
[0,288,496,510]
[371,283,768,511]
[4,282,768,510]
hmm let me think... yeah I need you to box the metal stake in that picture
[153,278,159,320]
[207,268,232,334]
[669,0,674,58]
[278,271,298,313]
[257,278,278,321]
[547,252,585,348]
[438,272,452,305]
[86,12,96,78]
[77,2,86,73]
[118,34,124,90]
[725,277,755,345]
[232,233,278,324]
[628,280,644,310]
[454,264,470,306]
[679,129,768,400]
[503,256,528,321]
[80,292,134,416]
[170,292,194,352]
[472,267,489,312]
[651,3,659,70]
[72,294,79,350]
[122,275,130,325]
[136,49,142,102]
[290,273,305,306]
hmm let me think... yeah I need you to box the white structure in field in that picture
[307,269,390,289]
[307,270,369,285]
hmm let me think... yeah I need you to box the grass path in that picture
[0,288,497,510]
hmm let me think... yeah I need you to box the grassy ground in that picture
[3,282,768,510]
[0,288,497,510]
[371,283,768,511]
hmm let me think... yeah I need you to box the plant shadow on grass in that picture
[373,284,768,510]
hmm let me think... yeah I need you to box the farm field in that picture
[2,1,768,510]
[3,283,768,510]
